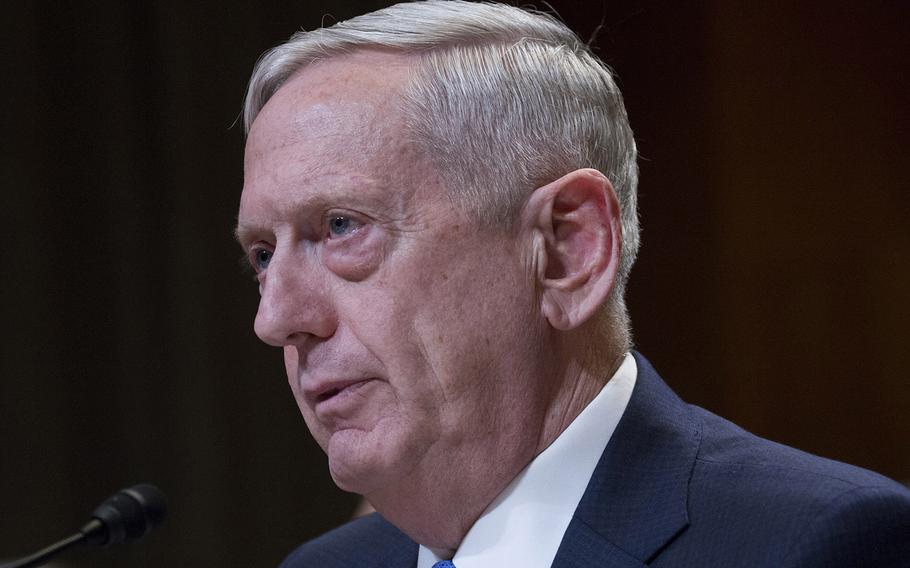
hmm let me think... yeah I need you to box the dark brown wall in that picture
[705,1,909,484]
[610,1,909,481]
[1,2,906,566]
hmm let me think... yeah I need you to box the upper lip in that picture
[302,377,373,403]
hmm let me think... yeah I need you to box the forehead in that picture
[245,51,412,169]
[240,52,433,227]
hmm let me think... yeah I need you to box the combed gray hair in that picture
[244,0,640,349]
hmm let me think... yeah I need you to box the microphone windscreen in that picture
[89,484,167,546]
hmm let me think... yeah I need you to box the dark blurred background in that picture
[1,1,907,566]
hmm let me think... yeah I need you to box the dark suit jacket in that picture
[281,352,910,567]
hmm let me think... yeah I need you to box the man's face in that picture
[237,53,552,501]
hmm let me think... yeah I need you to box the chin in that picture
[328,423,424,499]
[327,465,361,493]
[325,429,387,494]
[328,455,394,497]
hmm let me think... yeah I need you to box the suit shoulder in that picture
[782,483,910,567]
[691,403,906,493]
[677,405,910,565]
[279,513,416,568]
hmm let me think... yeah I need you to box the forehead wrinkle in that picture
[247,94,407,185]
[246,130,419,224]
[241,169,405,233]
[247,51,419,169]
[241,51,443,240]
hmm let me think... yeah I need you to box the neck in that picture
[369,340,624,551]
[534,340,624,456]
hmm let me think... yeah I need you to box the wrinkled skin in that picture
[237,52,561,548]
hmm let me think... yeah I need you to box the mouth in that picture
[316,387,342,403]
[308,378,375,406]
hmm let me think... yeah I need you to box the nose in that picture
[253,249,337,347]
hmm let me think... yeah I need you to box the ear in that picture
[522,169,622,331]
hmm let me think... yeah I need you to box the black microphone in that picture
[1,483,167,568]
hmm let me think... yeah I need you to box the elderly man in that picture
[235,2,910,566]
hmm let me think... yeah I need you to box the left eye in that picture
[250,248,272,272]
[327,215,361,237]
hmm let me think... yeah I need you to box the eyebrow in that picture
[233,224,258,249]
[233,176,401,249]
[233,188,334,250]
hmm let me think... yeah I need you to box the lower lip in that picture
[314,380,376,418]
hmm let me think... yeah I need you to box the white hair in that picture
[244,1,640,349]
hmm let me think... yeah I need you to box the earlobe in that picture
[525,169,622,331]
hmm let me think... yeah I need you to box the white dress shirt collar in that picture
[417,353,637,568]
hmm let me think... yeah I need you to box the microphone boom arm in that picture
[0,484,166,568]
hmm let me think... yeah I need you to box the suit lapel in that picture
[374,521,419,567]
[552,516,646,568]
[379,545,418,568]
[553,352,701,566]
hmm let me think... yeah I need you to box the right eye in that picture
[249,247,273,273]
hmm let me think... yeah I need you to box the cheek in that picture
[283,349,309,417]
[416,250,536,383]
[284,347,329,444]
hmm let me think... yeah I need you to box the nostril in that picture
[287,331,308,343]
